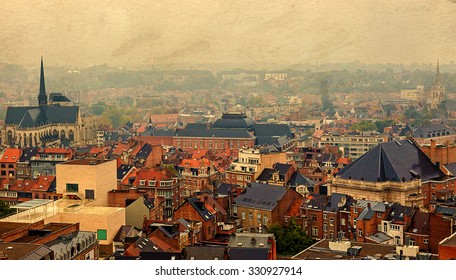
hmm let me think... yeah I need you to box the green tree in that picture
[90,102,107,115]
[0,200,15,218]
[267,219,315,256]
[351,120,377,132]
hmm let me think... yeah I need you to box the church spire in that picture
[38,56,47,106]
[434,59,441,86]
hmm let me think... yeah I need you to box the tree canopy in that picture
[267,219,315,256]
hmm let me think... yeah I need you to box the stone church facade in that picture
[2,58,88,148]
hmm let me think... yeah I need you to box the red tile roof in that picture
[9,179,36,192]
[31,175,56,191]
[148,235,179,253]
[0,148,22,163]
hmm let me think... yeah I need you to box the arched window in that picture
[7,131,13,145]
[69,129,75,141]
[53,129,58,138]
[60,130,66,140]
[29,133,33,147]
[23,133,27,147]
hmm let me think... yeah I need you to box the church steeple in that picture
[434,59,441,86]
[38,56,48,106]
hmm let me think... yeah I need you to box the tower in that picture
[430,60,445,110]
[38,57,48,106]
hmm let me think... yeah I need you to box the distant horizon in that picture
[2,0,456,69]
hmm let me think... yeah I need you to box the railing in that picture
[332,178,422,191]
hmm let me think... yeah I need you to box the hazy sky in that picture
[2,0,456,68]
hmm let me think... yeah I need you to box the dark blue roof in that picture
[136,144,152,159]
[217,183,239,196]
[187,197,214,221]
[233,183,288,210]
[337,139,444,182]
[303,194,328,210]
[117,164,133,180]
[19,147,38,161]
[387,204,414,222]
[324,193,349,213]
[412,123,456,138]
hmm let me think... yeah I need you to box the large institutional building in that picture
[2,58,92,148]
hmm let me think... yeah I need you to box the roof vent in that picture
[396,141,402,146]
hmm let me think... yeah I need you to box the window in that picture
[249,212,253,221]
[232,205,237,215]
[257,214,261,223]
[97,229,107,241]
[242,212,245,220]
[263,216,268,225]
[377,213,382,218]
[394,236,401,245]
[358,229,363,237]
[66,183,79,193]
[312,227,318,236]
[323,223,328,232]
[353,208,358,214]
[323,213,327,219]
[409,239,415,246]
[424,238,429,244]
[353,220,357,228]
[329,218,334,226]
[148,180,156,187]
[311,215,317,221]
[139,180,146,186]
[341,218,345,226]
[85,189,95,200]
[432,184,436,189]
[390,224,400,231]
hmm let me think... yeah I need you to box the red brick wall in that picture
[174,202,216,241]
[439,243,456,260]
[429,213,452,254]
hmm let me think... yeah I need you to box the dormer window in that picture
[148,180,156,187]
[139,180,146,186]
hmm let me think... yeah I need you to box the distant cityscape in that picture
[2,57,456,261]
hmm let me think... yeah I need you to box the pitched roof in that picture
[303,194,329,210]
[117,164,134,180]
[0,148,22,163]
[387,204,414,223]
[175,128,254,139]
[324,193,349,213]
[406,212,430,235]
[19,147,38,162]
[6,105,79,128]
[254,124,293,138]
[336,139,444,182]
[233,183,288,211]
[187,197,215,221]
[412,123,456,138]
[287,172,316,187]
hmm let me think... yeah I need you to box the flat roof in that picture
[10,199,54,210]
[0,222,30,239]
[61,159,114,165]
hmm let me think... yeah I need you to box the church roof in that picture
[212,112,254,129]
[336,139,444,182]
[6,105,79,128]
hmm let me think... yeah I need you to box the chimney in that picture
[430,140,436,162]
[367,203,371,209]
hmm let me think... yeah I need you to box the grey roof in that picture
[444,162,456,176]
[228,233,274,248]
[355,200,390,220]
[337,139,444,182]
[412,123,456,138]
[183,246,226,260]
[254,124,293,138]
[435,205,456,217]
[49,93,71,103]
[185,123,208,129]
[387,204,414,223]
[135,237,161,252]
[217,183,239,196]
[228,247,269,260]
[324,193,349,213]
[303,194,328,210]
[212,113,254,129]
[233,183,288,210]
[45,231,97,260]
[365,232,393,244]
[175,128,254,139]
[287,172,316,187]
[6,105,80,128]
[151,129,176,136]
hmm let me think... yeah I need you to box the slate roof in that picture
[175,128,254,139]
[412,123,456,138]
[187,197,214,221]
[49,93,71,103]
[212,113,254,129]
[336,139,444,182]
[365,232,393,244]
[135,143,152,159]
[324,193,349,213]
[233,183,288,211]
[217,183,239,196]
[387,204,414,223]
[113,226,141,243]
[183,246,226,260]
[444,162,456,176]
[228,248,269,260]
[303,194,328,210]
[6,105,79,128]
[434,206,456,217]
[254,124,293,138]
[287,172,316,187]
